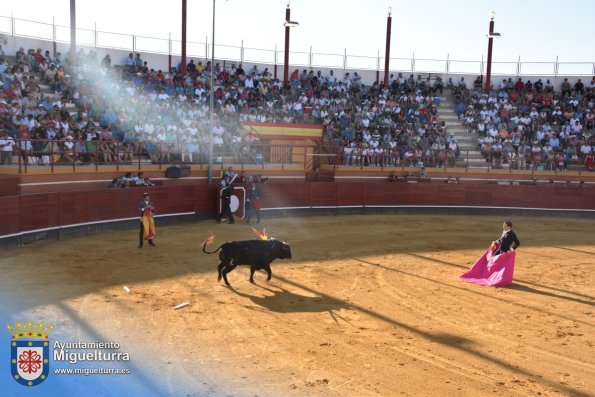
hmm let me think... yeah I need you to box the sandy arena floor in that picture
[1,214,593,396]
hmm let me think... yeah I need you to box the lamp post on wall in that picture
[181,0,187,76]
[283,3,299,85]
[69,0,76,66]
[383,7,392,86]
[208,0,216,184]
[485,11,501,94]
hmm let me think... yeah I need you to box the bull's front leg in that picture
[249,266,256,283]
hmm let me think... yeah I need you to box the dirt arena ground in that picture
[1,214,593,396]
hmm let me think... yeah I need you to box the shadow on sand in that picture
[230,282,348,314]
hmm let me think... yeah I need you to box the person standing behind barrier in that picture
[138,192,156,248]
[0,129,15,165]
[217,183,235,224]
[245,182,262,224]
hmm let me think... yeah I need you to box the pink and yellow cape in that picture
[141,206,156,241]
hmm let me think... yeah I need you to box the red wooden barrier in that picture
[0,183,593,237]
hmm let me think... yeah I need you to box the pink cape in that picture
[459,244,516,287]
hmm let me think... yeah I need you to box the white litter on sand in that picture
[174,302,190,310]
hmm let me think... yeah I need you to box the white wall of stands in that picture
[1,20,592,90]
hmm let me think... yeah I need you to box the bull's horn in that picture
[252,227,268,240]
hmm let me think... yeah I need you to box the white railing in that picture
[1,13,594,77]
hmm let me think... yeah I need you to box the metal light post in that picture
[283,3,299,85]
[485,11,501,93]
[383,7,392,86]
[208,0,216,184]
[181,0,187,76]
[69,0,76,66]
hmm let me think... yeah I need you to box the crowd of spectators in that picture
[108,171,154,188]
[1,48,260,166]
[0,43,456,169]
[0,42,593,172]
[453,75,595,171]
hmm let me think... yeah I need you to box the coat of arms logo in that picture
[7,320,53,387]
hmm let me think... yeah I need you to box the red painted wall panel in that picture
[262,184,310,208]
[0,183,593,237]
[336,183,364,206]
[0,197,21,235]
[0,176,18,197]
[310,184,337,207]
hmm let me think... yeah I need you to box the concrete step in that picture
[450,132,475,137]
[443,119,464,125]
[465,158,489,164]
[457,140,478,145]
[452,138,474,144]
[458,149,481,155]
[452,140,477,146]
[458,147,480,153]
[456,146,481,152]
[456,140,477,144]
[445,128,468,133]
[461,154,485,160]
[452,137,475,143]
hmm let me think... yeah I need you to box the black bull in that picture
[202,239,292,286]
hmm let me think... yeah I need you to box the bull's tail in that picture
[202,243,224,255]
[201,232,223,254]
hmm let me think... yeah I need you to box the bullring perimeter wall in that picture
[1,183,594,247]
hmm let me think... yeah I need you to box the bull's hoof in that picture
[217,276,222,282]
[249,279,255,284]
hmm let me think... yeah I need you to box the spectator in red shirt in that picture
[514,78,524,93]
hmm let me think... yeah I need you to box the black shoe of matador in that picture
[148,241,156,246]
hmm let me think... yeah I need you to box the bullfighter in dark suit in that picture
[245,182,262,224]
[217,184,235,224]
[492,221,520,255]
